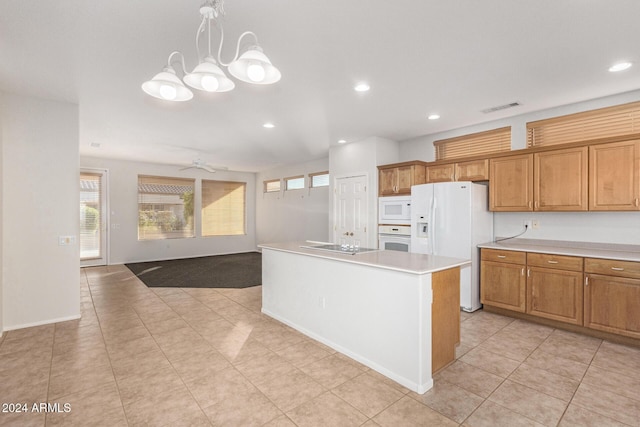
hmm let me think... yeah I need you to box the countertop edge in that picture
[478,239,640,262]
[259,243,470,275]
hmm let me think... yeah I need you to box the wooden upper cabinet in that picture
[589,140,640,211]
[426,159,489,183]
[379,168,399,196]
[455,159,489,181]
[489,154,534,211]
[534,146,588,211]
[378,162,427,196]
[426,164,455,183]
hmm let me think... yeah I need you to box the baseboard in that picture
[3,314,81,332]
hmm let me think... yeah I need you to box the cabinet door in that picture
[534,147,588,211]
[481,260,526,312]
[379,168,398,196]
[396,165,416,194]
[527,267,583,325]
[489,154,534,211]
[455,159,489,181]
[426,164,454,183]
[584,274,640,339]
[589,140,640,211]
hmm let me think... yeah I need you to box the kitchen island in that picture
[259,242,470,394]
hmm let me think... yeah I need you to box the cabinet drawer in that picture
[481,249,526,264]
[527,253,583,272]
[585,258,640,280]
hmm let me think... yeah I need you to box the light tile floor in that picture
[1,264,639,426]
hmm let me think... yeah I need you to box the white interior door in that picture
[80,169,108,267]
[334,175,368,247]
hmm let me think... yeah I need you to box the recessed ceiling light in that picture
[609,62,632,72]
[427,114,440,120]
[263,122,275,128]
[354,83,370,92]
[338,139,347,144]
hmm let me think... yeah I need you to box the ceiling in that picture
[2,0,640,172]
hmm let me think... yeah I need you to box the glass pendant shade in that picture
[142,67,194,101]
[228,46,281,84]
[184,56,235,92]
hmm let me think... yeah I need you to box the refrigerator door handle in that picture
[431,197,437,255]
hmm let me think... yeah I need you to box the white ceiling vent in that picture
[481,102,521,114]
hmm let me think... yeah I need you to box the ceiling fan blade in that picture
[179,166,196,171]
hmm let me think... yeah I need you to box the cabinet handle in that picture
[534,201,538,209]
[527,268,530,277]
[635,198,639,207]
[611,267,625,271]
[521,267,524,276]
[497,255,506,259]
[528,201,532,209]
[547,260,559,264]
[585,276,589,286]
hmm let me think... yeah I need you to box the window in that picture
[310,171,329,188]
[285,175,305,190]
[527,101,640,148]
[434,127,511,161]
[202,180,246,236]
[138,176,194,240]
[264,179,281,193]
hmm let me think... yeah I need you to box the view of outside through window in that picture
[80,173,101,259]
[138,176,195,239]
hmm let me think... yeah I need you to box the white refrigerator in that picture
[411,182,493,312]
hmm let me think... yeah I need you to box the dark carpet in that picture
[125,252,262,289]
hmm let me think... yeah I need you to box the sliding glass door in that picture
[80,169,108,267]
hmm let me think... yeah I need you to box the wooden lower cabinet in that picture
[481,260,526,312]
[481,249,640,341]
[584,257,640,339]
[527,267,583,325]
[431,267,461,373]
[584,274,640,339]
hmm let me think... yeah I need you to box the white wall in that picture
[80,156,257,264]
[329,137,399,248]
[1,92,80,330]
[256,157,330,245]
[398,89,640,246]
[0,104,3,336]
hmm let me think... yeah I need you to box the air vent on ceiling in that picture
[481,102,521,114]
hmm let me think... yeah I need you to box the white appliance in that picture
[378,225,411,252]
[378,196,411,225]
[411,182,493,312]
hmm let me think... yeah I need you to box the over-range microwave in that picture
[378,196,411,225]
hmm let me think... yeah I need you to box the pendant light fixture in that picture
[142,0,281,101]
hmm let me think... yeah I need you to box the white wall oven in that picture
[378,225,411,252]
[378,196,411,225]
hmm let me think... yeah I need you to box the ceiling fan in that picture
[179,158,226,173]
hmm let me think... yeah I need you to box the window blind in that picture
[138,175,195,240]
[527,101,640,148]
[310,171,329,188]
[264,179,281,193]
[285,175,305,190]
[434,127,511,160]
[202,180,246,236]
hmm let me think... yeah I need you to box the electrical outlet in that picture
[523,220,532,229]
[532,219,539,229]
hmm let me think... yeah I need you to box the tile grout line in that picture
[86,267,133,427]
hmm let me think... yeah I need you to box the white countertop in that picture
[259,242,470,275]
[478,238,640,262]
